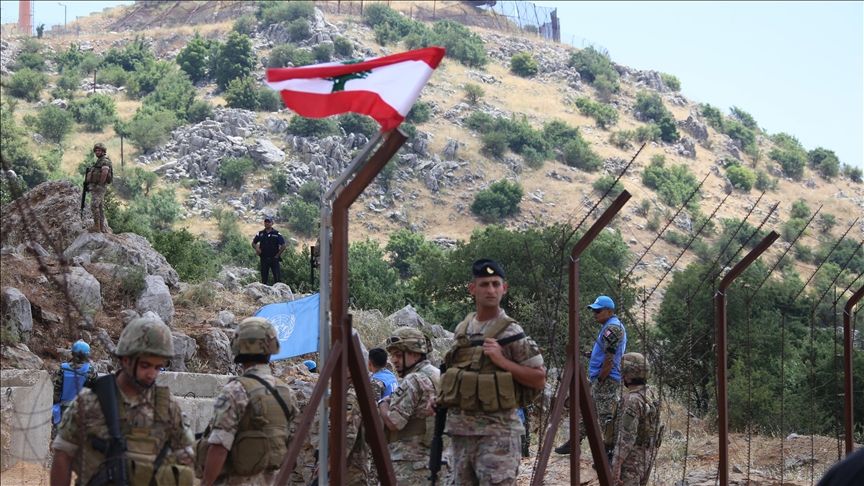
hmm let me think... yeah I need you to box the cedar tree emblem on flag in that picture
[266,47,445,131]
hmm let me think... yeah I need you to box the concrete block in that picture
[156,371,231,398]
[0,370,52,471]
[175,397,217,435]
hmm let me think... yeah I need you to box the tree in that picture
[287,116,339,137]
[660,72,680,91]
[333,36,353,57]
[211,32,255,90]
[730,106,759,130]
[152,229,220,282]
[125,107,178,153]
[807,147,840,179]
[36,105,74,143]
[6,68,47,101]
[386,229,433,278]
[127,59,173,98]
[279,197,318,236]
[224,76,261,110]
[176,32,211,83]
[769,134,807,180]
[70,94,116,131]
[348,240,404,313]
[634,91,678,142]
[1,100,47,188]
[218,157,255,189]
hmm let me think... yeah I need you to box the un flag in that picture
[254,293,320,360]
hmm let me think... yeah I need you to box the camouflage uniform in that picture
[610,353,660,486]
[206,364,299,485]
[383,359,439,484]
[88,145,112,233]
[445,313,544,486]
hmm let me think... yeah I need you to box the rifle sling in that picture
[242,373,293,424]
[468,332,526,347]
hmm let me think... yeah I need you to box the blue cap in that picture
[303,360,317,371]
[587,295,615,310]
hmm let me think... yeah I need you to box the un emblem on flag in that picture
[267,314,297,340]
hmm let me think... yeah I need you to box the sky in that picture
[535,1,864,170]
[3,1,862,170]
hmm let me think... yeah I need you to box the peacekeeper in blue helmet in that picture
[52,340,98,428]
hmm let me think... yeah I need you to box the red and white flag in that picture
[266,47,445,131]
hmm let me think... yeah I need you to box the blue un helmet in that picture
[303,360,317,372]
[71,340,91,358]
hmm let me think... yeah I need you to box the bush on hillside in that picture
[755,170,778,191]
[642,155,701,209]
[807,147,840,179]
[218,156,254,189]
[843,165,862,183]
[54,43,87,72]
[232,15,257,35]
[211,32,255,90]
[13,39,46,72]
[186,99,214,123]
[70,94,116,131]
[269,170,289,197]
[125,107,178,154]
[333,36,354,57]
[313,43,333,63]
[287,18,311,42]
[152,229,220,282]
[224,76,278,111]
[510,52,538,77]
[127,59,173,98]
[575,97,618,129]
[96,64,129,87]
[279,197,318,236]
[287,116,339,138]
[481,131,508,159]
[609,130,634,149]
[699,103,724,130]
[258,0,314,24]
[298,181,321,203]
[364,4,422,46]
[563,137,602,172]
[102,36,154,72]
[593,175,624,197]
[730,106,758,130]
[541,119,579,151]
[634,91,678,142]
[568,46,619,94]
[1,101,48,189]
[769,132,807,180]
[790,199,810,219]
[407,101,432,124]
[268,45,314,67]
[782,217,808,243]
[386,229,433,279]
[53,69,82,99]
[143,70,196,121]
[463,83,484,105]
[471,180,523,222]
[176,32,212,83]
[6,68,47,101]
[725,164,756,191]
[817,213,837,233]
[257,88,283,112]
[723,119,757,155]
[113,166,157,199]
[465,111,494,132]
[660,72,681,91]
[36,105,73,143]
[412,20,487,67]
[337,113,378,137]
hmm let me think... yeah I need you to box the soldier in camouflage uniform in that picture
[378,326,440,484]
[50,316,195,486]
[556,295,626,457]
[610,353,661,486]
[199,317,299,486]
[87,142,113,233]
[440,259,546,486]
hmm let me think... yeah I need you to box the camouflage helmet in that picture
[93,142,106,151]
[385,327,429,355]
[116,316,174,358]
[231,317,280,356]
[621,352,650,380]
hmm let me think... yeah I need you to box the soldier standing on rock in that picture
[86,142,113,233]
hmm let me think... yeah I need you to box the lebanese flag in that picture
[266,47,445,131]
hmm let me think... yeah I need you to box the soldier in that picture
[198,317,299,486]
[52,339,98,428]
[368,347,397,401]
[438,259,546,486]
[378,327,440,484]
[49,316,195,486]
[252,216,286,285]
[87,142,113,233]
[610,353,662,486]
[556,295,627,457]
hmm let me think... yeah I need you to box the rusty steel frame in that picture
[532,190,631,486]
[714,231,778,485]
[844,285,863,455]
[274,130,405,485]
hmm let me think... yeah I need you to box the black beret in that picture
[472,259,505,279]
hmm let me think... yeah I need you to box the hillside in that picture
[1,1,862,483]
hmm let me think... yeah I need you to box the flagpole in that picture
[317,132,384,486]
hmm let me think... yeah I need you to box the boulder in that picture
[243,282,294,304]
[0,180,89,253]
[248,138,285,167]
[1,288,32,341]
[196,328,233,373]
[0,343,44,369]
[213,310,235,328]
[217,266,258,290]
[64,232,180,288]
[679,115,709,142]
[63,266,102,323]
[170,332,198,372]
[135,276,174,325]
[387,305,427,329]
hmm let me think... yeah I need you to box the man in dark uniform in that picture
[251,216,286,285]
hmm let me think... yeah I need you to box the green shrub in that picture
[53,69,82,99]
[465,111,495,132]
[96,64,129,87]
[634,124,662,143]
[55,43,87,72]
[333,36,354,57]
[257,87,283,112]
[176,32,211,83]
[287,18,311,42]
[279,197,318,236]
[471,180,523,222]
[218,156,255,189]
[724,119,757,154]
[143,70,196,120]
[211,32,255,90]
[609,130,634,149]
[270,170,289,197]
[790,199,810,219]
[568,46,619,92]
[510,52,539,77]
[593,175,624,197]
[481,131,509,159]
[113,166,157,199]
[364,4,423,46]
[186,99,213,123]
[6,68,47,101]
[70,94,116,131]
[313,43,333,63]
[634,91,678,142]
[699,103,724,130]
[152,229,220,282]
[563,137,601,171]
[463,83,484,105]
[126,59,172,98]
[224,76,260,110]
[259,0,314,25]
[407,101,432,124]
[725,164,755,191]
[35,105,73,143]
[521,146,544,169]
[1,101,47,188]
[385,229,433,278]
[125,107,178,153]
[232,15,257,35]
[542,120,579,149]
[338,113,378,137]
[575,97,618,129]
[287,116,339,137]
[663,230,689,248]
[103,36,154,71]
[782,217,808,243]
[268,44,314,67]
[755,170,777,191]
[660,72,681,91]
[642,156,701,209]
[213,208,257,267]
[730,106,758,130]
[13,39,46,71]
[818,213,836,233]
[807,147,840,179]
[421,20,487,67]
[299,181,321,203]
[769,133,807,180]
[843,165,862,183]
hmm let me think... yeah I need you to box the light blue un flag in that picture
[254,293,320,361]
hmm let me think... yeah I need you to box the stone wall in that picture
[0,370,51,471]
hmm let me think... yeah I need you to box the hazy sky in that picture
[536,1,864,170]
[3,1,862,169]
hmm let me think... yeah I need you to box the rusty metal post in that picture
[844,285,864,455]
[330,130,406,485]
[715,231,778,485]
[532,190,631,486]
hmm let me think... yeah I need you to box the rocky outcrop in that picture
[135,275,175,325]
[679,115,709,142]
[1,288,32,342]
[0,343,44,370]
[170,332,197,372]
[1,181,90,253]
[64,233,180,288]
[63,266,102,323]
[243,282,294,304]
[196,328,233,373]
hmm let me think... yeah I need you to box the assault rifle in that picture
[428,364,447,486]
[87,375,128,486]
[80,168,90,217]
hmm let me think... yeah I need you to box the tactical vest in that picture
[82,385,193,486]
[87,158,113,185]
[54,363,90,425]
[633,386,662,448]
[438,313,539,412]
[198,375,294,477]
[386,362,438,445]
